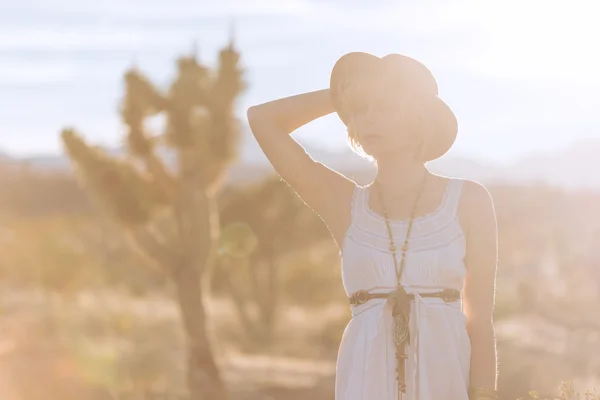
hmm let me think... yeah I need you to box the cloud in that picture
[2,0,598,159]
[3,0,313,21]
[0,0,318,52]
[293,0,478,36]
[0,61,82,85]
[0,28,189,51]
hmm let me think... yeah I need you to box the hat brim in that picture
[329,52,457,161]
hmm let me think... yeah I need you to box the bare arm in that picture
[247,90,355,248]
[459,180,499,391]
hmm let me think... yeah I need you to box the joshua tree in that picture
[60,40,244,400]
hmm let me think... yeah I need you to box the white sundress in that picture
[335,178,471,400]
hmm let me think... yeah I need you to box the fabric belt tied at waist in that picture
[349,287,461,307]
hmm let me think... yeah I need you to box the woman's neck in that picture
[374,156,429,194]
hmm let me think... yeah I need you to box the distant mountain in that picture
[430,139,600,191]
[4,131,600,191]
[508,139,600,190]
[0,150,12,161]
[231,135,600,190]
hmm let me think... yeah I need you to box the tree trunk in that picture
[173,263,228,400]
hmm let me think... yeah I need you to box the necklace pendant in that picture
[392,305,410,395]
[392,311,410,346]
[391,286,411,395]
[389,286,411,343]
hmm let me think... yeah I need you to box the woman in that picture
[247,52,498,400]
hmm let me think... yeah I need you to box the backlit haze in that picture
[2,0,599,166]
[1,2,600,398]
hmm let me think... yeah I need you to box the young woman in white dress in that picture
[247,52,498,400]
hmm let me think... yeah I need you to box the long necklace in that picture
[374,171,429,398]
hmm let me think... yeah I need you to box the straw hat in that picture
[330,52,457,161]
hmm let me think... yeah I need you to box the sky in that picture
[1,0,599,164]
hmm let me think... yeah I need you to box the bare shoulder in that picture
[309,161,358,245]
[459,179,494,206]
[457,179,496,236]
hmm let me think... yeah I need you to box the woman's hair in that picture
[346,123,374,162]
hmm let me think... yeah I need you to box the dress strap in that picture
[349,184,364,219]
[339,184,363,255]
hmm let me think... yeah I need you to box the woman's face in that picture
[342,78,424,160]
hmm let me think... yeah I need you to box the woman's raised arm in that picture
[247,89,355,247]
